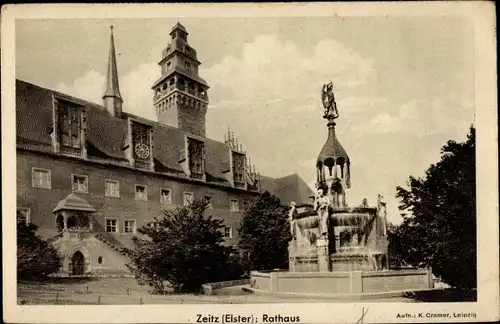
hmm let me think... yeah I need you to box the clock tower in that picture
[152,22,209,137]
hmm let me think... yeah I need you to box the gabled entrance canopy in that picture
[53,193,96,232]
[53,193,96,213]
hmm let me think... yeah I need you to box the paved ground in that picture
[18,278,419,304]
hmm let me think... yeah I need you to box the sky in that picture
[15,17,475,224]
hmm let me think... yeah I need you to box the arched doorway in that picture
[71,251,85,275]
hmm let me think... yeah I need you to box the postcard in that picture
[2,2,498,323]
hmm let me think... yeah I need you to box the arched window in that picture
[76,212,89,228]
[56,214,64,232]
[67,214,76,229]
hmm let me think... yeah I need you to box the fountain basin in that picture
[249,268,434,297]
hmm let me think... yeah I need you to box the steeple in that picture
[103,25,123,117]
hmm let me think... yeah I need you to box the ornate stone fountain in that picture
[248,82,433,298]
[288,81,389,273]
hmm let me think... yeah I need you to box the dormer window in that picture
[131,121,152,169]
[57,99,84,155]
[232,152,245,187]
[188,138,204,180]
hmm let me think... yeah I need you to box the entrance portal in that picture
[71,251,85,275]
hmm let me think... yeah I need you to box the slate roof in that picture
[16,79,243,187]
[151,65,208,88]
[16,79,313,197]
[261,173,315,206]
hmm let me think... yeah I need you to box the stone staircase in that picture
[48,231,64,243]
[94,233,130,256]
[48,230,130,257]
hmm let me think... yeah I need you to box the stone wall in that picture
[17,151,255,247]
[250,268,433,295]
[178,104,206,137]
[52,232,130,274]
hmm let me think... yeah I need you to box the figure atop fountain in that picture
[314,183,331,238]
[321,82,339,120]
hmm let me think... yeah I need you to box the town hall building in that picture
[16,23,313,276]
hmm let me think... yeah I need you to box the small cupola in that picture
[316,122,350,187]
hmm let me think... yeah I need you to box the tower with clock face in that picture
[151,22,209,137]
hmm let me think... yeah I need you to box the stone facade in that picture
[17,151,253,248]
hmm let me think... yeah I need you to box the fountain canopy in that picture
[317,124,349,167]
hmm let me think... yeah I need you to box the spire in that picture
[170,21,188,35]
[103,25,123,117]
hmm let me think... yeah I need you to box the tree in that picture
[393,126,476,289]
[127,200,239,294]
[238,191,291,271]
[17,218,62,280]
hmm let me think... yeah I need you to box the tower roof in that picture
[103,26,122,100]
[317,123,350,166]
[170,22,188,35]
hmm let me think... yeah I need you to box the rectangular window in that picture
[135,185,147,201]
[183,192,194,206]
[72,174,88,193]
[106,219,118,233]
[188,138,204,179]
[160,189,172,204]
[105,179,120,197]
[124,220,136,233]
[32,168,51,189]
[17,207,31,225]
[224,226,233,239]
[230,199,240,212]
[204,195,213,209]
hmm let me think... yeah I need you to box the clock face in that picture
[135,143,150,160]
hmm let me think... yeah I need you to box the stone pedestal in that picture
[288,241,296,272]
[316,238,330,272]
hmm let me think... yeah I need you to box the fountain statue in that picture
[313,184,331,238]
[249,81,434,297]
